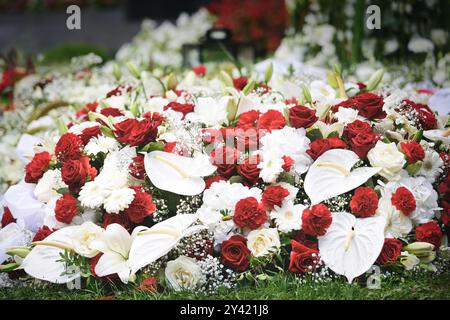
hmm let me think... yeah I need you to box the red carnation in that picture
[24,151,52,183]
[307,137,347,160]
[102,213,132,231]
[220,235,251,271]
[205,176,226,189]
[210,146,240,178]
[129,155,146,180]
[400,141,425,164]
[237,155,261,185]
[123,187,156,224]
[237,110,260,128]
[79,125,101,145]
[32,226,56,242]
[403,100,437,130]
[163,102,194,119]
[55,133,83,161]
[233,197,267,230]
[301,204,332,236]
[376,238,403,265]
[415,221,443,249]
[1,207,16,227]
[350,187,379,217]
[288,105,318,129]
[349,132,379,159]
[391,187,416,216]
[55,193,79,224]
[289,240,320,273]
[257,110,286,131]
[261,185,290,210]
[353,92,386,119]
[100,107,124,118]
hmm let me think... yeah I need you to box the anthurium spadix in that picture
[144,151,216,196]
[304,149,381,204]
[318,212,386,283]
[128,214,204,275]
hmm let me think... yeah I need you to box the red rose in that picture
[24,151,52,183]
[61,157,96,192]
[344,120,372,140]
[55,133,83,161]
[220,235,251,271]
[193,65,206,76]
[237,110,260,128]
[114,118,160,147]
[391,187,416,216]
[237,155,261,185]
[1,207,16,227]
[331,98,356,113]
[79,125,101,145]
[400,141,425,164]
[353,92,386,119]
[350,187,379,217]
[404,100,437,130]
[102,213,132,231]
[416,221,443,249]
[349,132,379,159]
[163,102,194,119]
[233,197,267,230]
[261,185,290,210]
[289,240,319,273]
[376,238,403,265]
[257,110,286,131]
[233,76,248,90]
[205,176,226,189]
[100,107,124,118]
[55,193,79,224]
[307,137,347,160]
[138,277,159,293]
[123,187,156,223]
[301,204,332,236]
[129,155,146,180]
[32,226,56,242]
[288,105,318,129]
[210,146,240,178]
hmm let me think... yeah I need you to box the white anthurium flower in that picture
[304,149,381,204]
[22,222,103,284]
[144,150,216,196]
[375,196,412,238]
[91,224,135,284]
[270,202,306,233]
[0,223,30,264]
[128,214,204,275]
[16,134,42,164]
[318,212,386,283]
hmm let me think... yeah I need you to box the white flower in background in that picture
[384,39,399,55]
[431,29,448,47]
[103,188,136,214]
[165,256,203,291]
[408,36,434,53]
[367,141,406,181]
[247,228,281,257]
[144,97,169,113]
[71,221,104,258]
[84,136,120,156]
[91,224,134,284]
[419,149,443,182]
[375,196,412,238]
[34,169,67,203]
[309,80,337,108]
[186,96,229,127]
[335,107,364,125]
[270,202,306,233]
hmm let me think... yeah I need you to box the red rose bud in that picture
[350,187,379,217]
[233,197,267,230]
[391,187,416,216]
[220,235,251,271]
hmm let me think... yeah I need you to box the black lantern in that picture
[182,28,256,68]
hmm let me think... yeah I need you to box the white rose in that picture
[71,222,104,258]
[247,228,281,257]
[367,141,406,181]
[165,256,202,292]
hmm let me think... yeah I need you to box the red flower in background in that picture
[257,110,286,131]
[163,102,194,119]
[416,221,443,249]
[288,105,318,129]
[208,0,289,52]
[193,65,206,76]
[205,175,226,189]
[233,76,248,90]
[237,110,260,129]
[24,151,52,183]
[391,187,416,216]
[210,146,240,178]
[233,197,267,230]
[102,213,132,231]
[33,226,56,242]
[237,155,261,185]
[129,155,146,180]
[403,100,437,130]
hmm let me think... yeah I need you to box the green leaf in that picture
[57,118,68,134]
[100,126,115,138]
[306,128,323,141]
[142,141,165,152]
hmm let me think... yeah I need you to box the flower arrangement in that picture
[0,56,448,292]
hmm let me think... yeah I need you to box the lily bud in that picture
[404,242,435,254]
[264,62,273,84]
[418,250,436,263]
[365,69,384,91]
[0,262,20,272]
[126,62,141,79]
[302,85,312,103]
[242,79,256,95]
[113,63,121,81]
[6,247,31,259]
[399,252,420,270]
[326,71,338,88]
[226,98,238,122]
[219,70,234,87]
[166,73,178,91]
[57,118,68,134]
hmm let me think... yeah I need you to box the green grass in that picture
[1,272,449,300]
